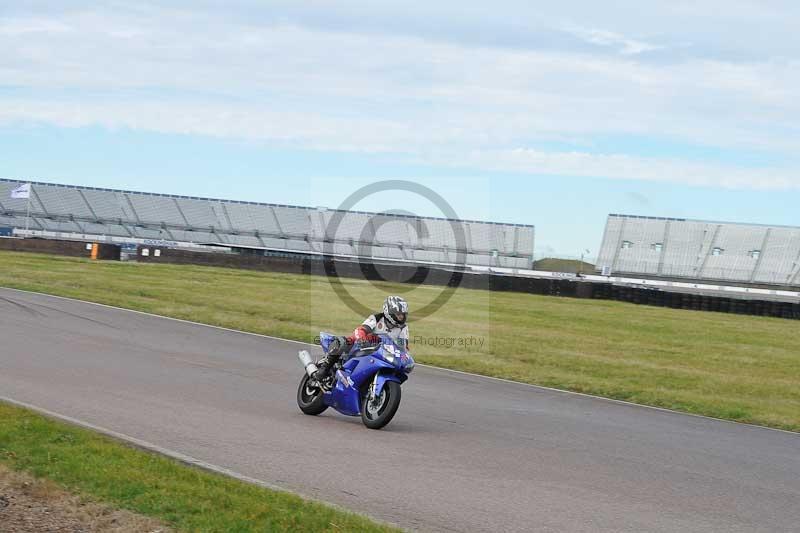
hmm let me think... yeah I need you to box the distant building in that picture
[0,178,534,269]
[597,214,800,287]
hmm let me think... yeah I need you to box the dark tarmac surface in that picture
[1,288,798,532]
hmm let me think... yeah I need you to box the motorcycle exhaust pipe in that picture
[298,350,319,377]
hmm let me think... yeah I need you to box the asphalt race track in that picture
[1,288,798,532]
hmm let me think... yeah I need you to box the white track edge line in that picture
[0,395,401,530]
[2,286,798,436]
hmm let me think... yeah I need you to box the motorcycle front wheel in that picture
[361,381,402,430]
[297,374,328,416]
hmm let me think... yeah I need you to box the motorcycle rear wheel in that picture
[361,381,402,430]
[297,374,328,416]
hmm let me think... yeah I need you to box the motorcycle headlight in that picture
[381,344,399,364]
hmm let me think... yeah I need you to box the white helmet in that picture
[383,296,409,328]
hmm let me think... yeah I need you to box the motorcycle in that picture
[296,332,415,430]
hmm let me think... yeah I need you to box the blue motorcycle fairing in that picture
[318,332,412,418]
[326,369,361,416]
[343,354,394,385]
[345,352,407,400]
[322,353,395,416]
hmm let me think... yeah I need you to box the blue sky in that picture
[2,1,799,257]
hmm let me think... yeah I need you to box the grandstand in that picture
[596,214,800,287]
[0,179,535,269]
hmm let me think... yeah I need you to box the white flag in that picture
[10,183,31,199]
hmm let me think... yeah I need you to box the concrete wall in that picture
[0,237,120,260]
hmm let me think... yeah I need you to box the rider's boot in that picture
[313,353,339,382]
[313,336,347,382]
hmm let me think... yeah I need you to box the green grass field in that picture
[533,257,595,274]
[1,251,799,432]
[0,402,396,532]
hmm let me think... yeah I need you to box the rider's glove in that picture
[353,327,379,346]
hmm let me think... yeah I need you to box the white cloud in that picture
[1,2,799,190]
[0,17,72,36]
[562,26,662,55]
[449,149,800,190]
[3,99,797,190]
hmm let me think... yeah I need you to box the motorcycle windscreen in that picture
[318,332,338,353]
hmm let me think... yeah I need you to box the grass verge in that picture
[0,402,396,532]
[1,251,799,432]
[533,257,595,274]
[0,462,169,532]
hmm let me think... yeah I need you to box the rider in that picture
[314,296,409,382]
